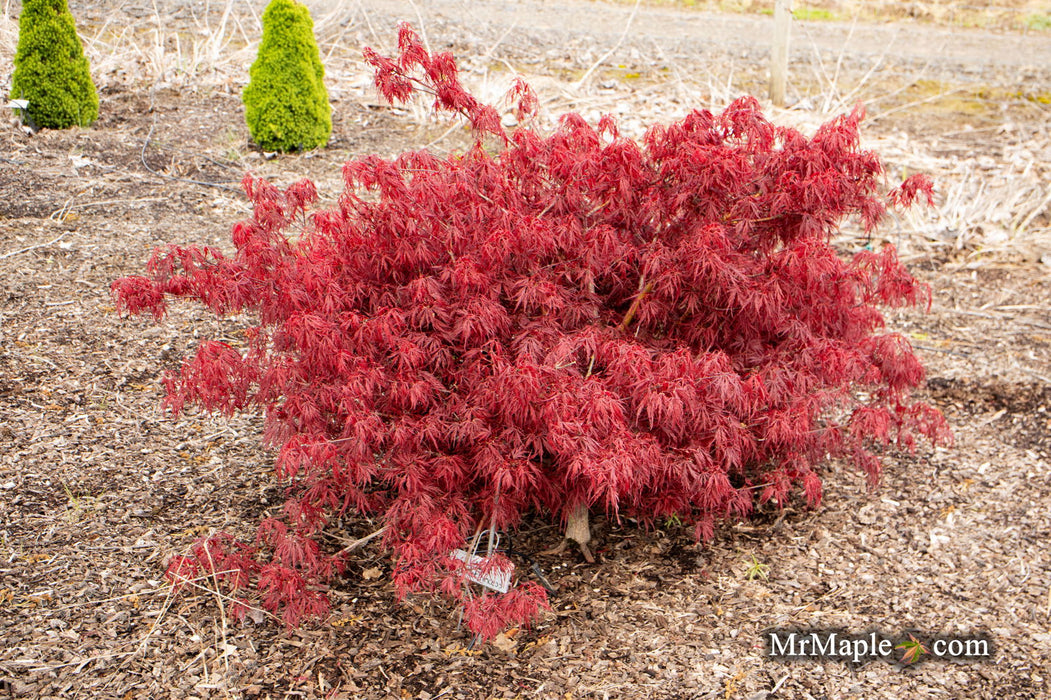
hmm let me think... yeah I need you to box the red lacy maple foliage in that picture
[113,24,950,636]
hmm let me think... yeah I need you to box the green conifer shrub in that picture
[11,0,99,129]
[242,0,332,152]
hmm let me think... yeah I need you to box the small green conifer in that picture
[243,0,332,152]
[11,0,99,129]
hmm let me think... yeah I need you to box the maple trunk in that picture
[565,503,590,548]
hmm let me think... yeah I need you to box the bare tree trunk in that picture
[565,503,594,563]
[541,503,595,562]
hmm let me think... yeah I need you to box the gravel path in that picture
[341,0,1051,81]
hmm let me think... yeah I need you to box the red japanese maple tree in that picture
[113,24,950,637]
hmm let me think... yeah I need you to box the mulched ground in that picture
[2,3,1051,698]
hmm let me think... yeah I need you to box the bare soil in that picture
[1,1,1051,698]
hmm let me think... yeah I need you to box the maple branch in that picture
[338,526,388,554]
[617,281,654,333]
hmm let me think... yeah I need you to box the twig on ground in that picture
[0,231,76,260]
[573,0,642,91]
[141,123,241,192]
[338,525,389,553]
[24,650,140,674]
[406,0,431,53]
[1016,189,1051,234]
[355,0,383,48]
[868,86,969,124]
[65,197,167,211]
[165,575,277,623]
[823,25,897,114]
[1019,367,1051,384]
[200,540,232,677]
[48,574,218,612]
[423,122,468,151]
[914,344,972,358]
[824,16,858,111]
[484,20,518,64]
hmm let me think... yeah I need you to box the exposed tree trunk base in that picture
[565,503,592,561]
[538,538,595,563]
[540,504,594,563]
[577,541,595,563]
[539,539,567,557]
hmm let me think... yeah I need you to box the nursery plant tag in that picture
[449,549,512,593]
[8,100,28,110]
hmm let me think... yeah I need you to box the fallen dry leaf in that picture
[491,632,518,653]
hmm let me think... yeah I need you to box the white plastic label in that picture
[449,549,512,593]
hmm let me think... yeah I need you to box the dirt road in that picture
[344,0,1051,81]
